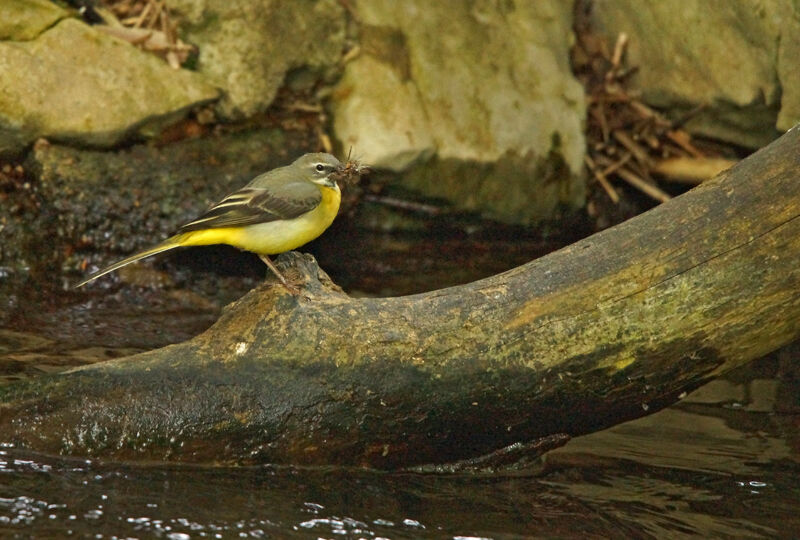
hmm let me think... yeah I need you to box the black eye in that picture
[315,164,325,172]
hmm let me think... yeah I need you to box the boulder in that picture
[0,18,220,156]
[330,1,586,223]
[169,0,347,119]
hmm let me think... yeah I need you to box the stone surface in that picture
[591,0,800,148]
[332,54,435,171]
[330,0,586,223]
[0,18,220,156]
[0,0,67,41]
[169,0,347,119]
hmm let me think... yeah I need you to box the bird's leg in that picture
[259,254,301,296]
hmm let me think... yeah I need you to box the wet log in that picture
[2,127,800,469]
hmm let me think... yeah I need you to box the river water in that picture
[1,226,799,538]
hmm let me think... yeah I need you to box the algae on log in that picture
[2,128,800,469]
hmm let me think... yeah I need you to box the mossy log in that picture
[2,127,800,469]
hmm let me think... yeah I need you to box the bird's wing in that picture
[178,181,321,232]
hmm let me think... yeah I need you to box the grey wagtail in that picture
[75,152,345,295]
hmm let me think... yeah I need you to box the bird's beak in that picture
[326,163,348,188]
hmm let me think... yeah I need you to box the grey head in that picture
[292,153,343,189]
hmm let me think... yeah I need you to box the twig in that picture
[652,157,737,184]
[133,1,152,28]
[628,101,671,129]
[584,156,620,203]
[150,1,164,29]
[363,194,443,215]
[641,132,660,150]
[341,45,361,64]
[610,32,628,70]
[590,104,610,143]
[616,167,671,203]
[666,130,705,158]
[287,102,323,113]
[600,152,632,177]
[612,130,651,166]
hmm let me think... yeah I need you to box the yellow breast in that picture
[178,185,341,255]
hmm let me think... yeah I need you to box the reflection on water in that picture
[1,352,799,538]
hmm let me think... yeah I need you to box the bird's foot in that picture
[279,281,306,298]
[259,254,309,299]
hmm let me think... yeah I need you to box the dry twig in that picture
[97,0,194,68]
[652,157,738,184]
[573,8,736,202]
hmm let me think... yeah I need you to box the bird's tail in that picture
[74,235,184,288]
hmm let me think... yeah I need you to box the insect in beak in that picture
[332,155,369,186]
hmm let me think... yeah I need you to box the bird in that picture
[75,152,346,295]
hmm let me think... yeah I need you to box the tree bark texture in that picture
[2,127,800,469]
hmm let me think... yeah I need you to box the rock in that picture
[332,54,435,171]
[0,0,67,41]
[169,0,347,119]
[330,1,586,223]
[591,0,799,148]
[0,18,220,156]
